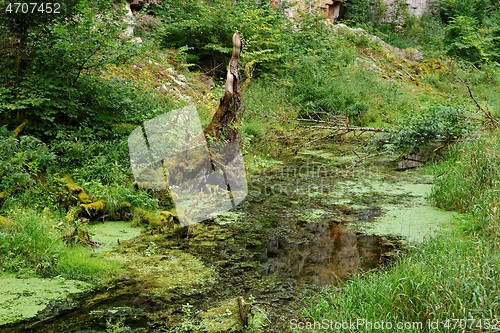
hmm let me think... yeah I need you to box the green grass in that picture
[298,234,498,332]
[297,130,499,332]
[0,210,120,281]
[430,130,499,233]
[55,246,120,280]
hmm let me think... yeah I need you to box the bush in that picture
[153,0,292,76]
[0,210,61,275]
[50,136,131,185]
[432,0,500,64]
[287,44,412,124]
[0,2,150,137]
[341,0,388,26]
[445,15,498,64]
[390,105,470,154]
[0,127,55,195]
[432,0,492,24]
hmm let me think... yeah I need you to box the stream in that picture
[0,141,453,332]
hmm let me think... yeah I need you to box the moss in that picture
[77,191,93,204]
[0,215,13,227]
[100,249,216,300]
[199,298,243,333]
[61,174,92,204]
[136,251,216,299]
[120,201,131,209]
[132,208,177,233]
[65,206,83,222]
[62,174,83,194]
[132,207,157,226]
[81,200,106,216]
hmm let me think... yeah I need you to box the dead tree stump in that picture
[204,31,242,143]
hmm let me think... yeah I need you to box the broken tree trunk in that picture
[204,31,242,143]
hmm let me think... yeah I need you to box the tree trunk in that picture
[204,31,242,143]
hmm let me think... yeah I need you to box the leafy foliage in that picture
[0,127,55,195]
[152,0,292,76]
[390,106,470,153]
[432,0,493,24]
[445,15,499,64]
[341,0,388,26]
[432,0,500,64]
[0,1,145,134]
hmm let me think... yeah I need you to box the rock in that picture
[172,78,186,87]
[131,37,143,43]
[158,84,168,93]
[402,48,423,62]
[332,24,424,63]
[397,158,424,170]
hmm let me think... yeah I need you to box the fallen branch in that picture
[299,124,391,133]
[456,75,497,128]
[347,149,392,169]
[13,119,29,137]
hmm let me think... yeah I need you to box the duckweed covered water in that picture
[1,141,453,332]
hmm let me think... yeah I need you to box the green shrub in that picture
[390,105,470,154]
[153,0,294,77]
[0,127,55,195]
[85,184,158,220]
[288,48,412,124]
[0,210,61,275]
[444,15,498,64]
[432,0,493,24]
[50,137,131,186]
[341,0,387,26]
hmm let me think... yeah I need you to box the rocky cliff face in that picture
[405,0,429,17]
[271,0,430,22]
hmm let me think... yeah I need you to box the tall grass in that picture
[431,130,499,235]
[297,130,499,332]
[0,210,119,281]
[299,235,498,332]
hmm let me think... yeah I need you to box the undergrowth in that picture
[0,210,120,281]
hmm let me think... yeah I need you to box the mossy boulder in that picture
[133,208,177,233]
[81,200,106,217]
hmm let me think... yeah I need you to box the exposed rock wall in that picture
[271,0,430,22]
[405,0,429,17]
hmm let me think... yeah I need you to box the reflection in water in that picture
[263,222,398,285]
